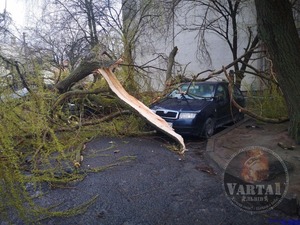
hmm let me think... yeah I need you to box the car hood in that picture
[150,97,212,112]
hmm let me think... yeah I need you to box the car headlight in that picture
[179,112,197,119]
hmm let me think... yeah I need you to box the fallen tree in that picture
[55,48,115,93]
[51,45,186,152]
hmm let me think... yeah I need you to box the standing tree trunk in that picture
[122,36,138,94]
[85,0,98,47]
[165,46,178,88]
[255,0,300,143]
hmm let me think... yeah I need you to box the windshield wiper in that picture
[187,92,213,100]
[181,92,195,99]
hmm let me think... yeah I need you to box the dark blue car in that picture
[150,81,245,138]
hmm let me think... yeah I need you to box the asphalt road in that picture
[22,136,291,224]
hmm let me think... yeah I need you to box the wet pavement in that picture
[20,135,296,225]
[206,117,300,216]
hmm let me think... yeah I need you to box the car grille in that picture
[155,110,178,119]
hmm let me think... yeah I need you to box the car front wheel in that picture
[202,117,215,138]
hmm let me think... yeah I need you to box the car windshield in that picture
[168,83,215,99]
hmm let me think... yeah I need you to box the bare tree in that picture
[25,0,116,92]
[0,8,12,42]
[47,0,164,93]
[115,0,167,92]
[172,0,259,87]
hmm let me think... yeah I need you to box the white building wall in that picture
[134,0,263,91]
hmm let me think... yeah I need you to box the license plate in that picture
[167,122,173,127]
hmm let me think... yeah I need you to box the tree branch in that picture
[223,66,289,123]
[52,88,110,112]
[165,46,178,86]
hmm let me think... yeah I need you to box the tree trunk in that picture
[255,0,300,143]
[55,55,115,93]
[85,0,98,47]
[236,35,259,88]
[122,37,138,94]
[165,46,178,88]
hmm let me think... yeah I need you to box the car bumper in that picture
[165,118,200,136]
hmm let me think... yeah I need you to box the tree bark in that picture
[255,0,300,143]
[165,46,178,88]
[236,35,259,88]
[55,56,115,93]
[122,37,138,94]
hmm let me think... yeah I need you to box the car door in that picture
[215,83,231,126]
[233,86,245,107]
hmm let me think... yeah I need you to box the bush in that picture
[245,84,288,119]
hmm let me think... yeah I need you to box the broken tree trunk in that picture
[165,46,178,88]
[96,65,186,153]
[55,45,115,93]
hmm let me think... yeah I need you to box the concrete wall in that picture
[133,0,263,91]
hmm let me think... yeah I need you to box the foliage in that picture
[0,80,80,221]
[245,84,288,119]
[0,64,147,223]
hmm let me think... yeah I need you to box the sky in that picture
[0,0,27,28]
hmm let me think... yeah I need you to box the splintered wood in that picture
[97,67,186,153]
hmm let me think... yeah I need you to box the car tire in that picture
[202,117,215,138]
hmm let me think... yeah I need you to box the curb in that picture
[204,117,300,216]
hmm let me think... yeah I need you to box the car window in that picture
[168,83,215,99]
[233,86,244,100]
[215,84,228,101]
[168,84,190,98]
[168,84,193,99]
[187,84,214,98]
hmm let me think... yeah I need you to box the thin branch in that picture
[0,54,32,94]
[197,45,261,81]
[223,66,289,123]
[52,88,110,112]
[55,110,131,132]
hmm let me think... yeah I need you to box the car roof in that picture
[180,80,229,85]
